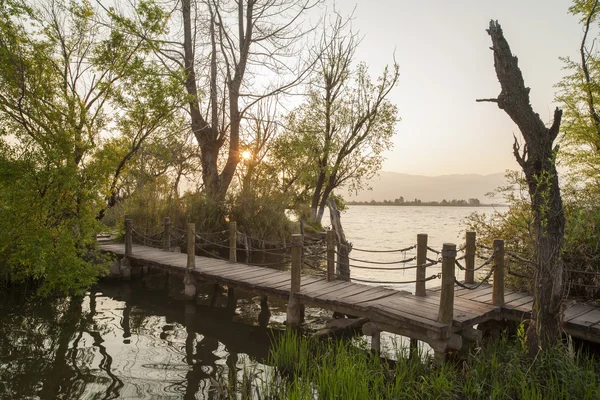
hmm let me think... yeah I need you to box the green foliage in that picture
[255,329,600,400]
[465,170,600,298]
[0,0,183,295]
[272,19,399,222]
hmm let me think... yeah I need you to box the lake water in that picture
[325,205,506,292]
[0,205,505,399]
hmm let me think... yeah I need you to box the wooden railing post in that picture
[229,221,237,263]
[492,238,505,306]
[187,223,195,270]
[465,231,476,284]
[286,234,303,328]
[416,233,428,296]
[164,217,171,251]
[326,230,335,281]
[125,218,133,257]
[438,243,456,325]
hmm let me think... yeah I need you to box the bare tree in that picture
[478,20,565,351]
[180,0,320,201]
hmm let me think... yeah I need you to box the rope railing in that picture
[455,251,496,272]
[336,252,417,265]
[351,244,416,253]
[454,266,496,290]
[427,246,441,255]
[194,243,230,261]
[337,273,441,285]
[426,257,441,265]
[194,234,230,249]
[236,231,291,247]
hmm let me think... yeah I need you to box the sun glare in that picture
[241,150,252,160]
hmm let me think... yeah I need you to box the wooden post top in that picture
[441,243,457,258]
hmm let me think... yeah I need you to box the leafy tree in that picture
[275,17,399,222]
[0,0,181,294]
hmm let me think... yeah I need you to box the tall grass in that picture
[209,327,599,399]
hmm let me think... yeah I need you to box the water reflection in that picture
[0,272,279,399]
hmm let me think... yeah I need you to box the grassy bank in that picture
[220,329,599,399]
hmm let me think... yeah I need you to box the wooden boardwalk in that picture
[100,242,600,354]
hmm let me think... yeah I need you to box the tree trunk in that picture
[479,20,565,351]
[328,199,351,281]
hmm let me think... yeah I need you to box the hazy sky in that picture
[333,0,582,176]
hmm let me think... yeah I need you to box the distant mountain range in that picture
[345,171,507,203]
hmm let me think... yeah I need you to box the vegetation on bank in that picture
[347,197,491,206]
[216,329,600,400]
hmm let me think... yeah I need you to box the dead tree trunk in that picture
[328,199,351,281]
[478,20,565,351]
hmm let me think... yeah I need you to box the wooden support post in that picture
[326,230,335,281]
[226,286,237,314]
[184,223,196,300]
[229,221,237,263]
[492,238,505,306]
[416,233,428,296]
[438,243,456,325]
[125,218,133,257]
[362,322,381,354]
[465,231,476,284]
[164,217,171,251]
[286,234,303,328]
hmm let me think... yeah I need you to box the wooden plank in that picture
[457,286,494,301]
[272,275,323,291]
[563,304,598,323]
[567,308,600,328]
[313,282,377,301]
[248,274,291,289]
[342,286,398,304]
[373,301,446,332]
[417,292,498,319]
[227,270,287,285]
[298,280,350,297]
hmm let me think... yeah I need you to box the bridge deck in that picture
[100,243,600,344]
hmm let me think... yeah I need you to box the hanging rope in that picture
[426,257,441,265]
[351,244,416,253]
[336,252,417,265]
[456,251,497,271]
[454,266,495,290]
[195,234,230,249]
[427,246,441,255]
[343,273,441,285]
[236,231,290,247]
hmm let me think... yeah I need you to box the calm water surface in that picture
[0,205,504,399]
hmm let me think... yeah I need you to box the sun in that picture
[241,150,252,161]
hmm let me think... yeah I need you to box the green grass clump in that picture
[259,328,600,400]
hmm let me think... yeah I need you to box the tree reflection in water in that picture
[0,272,277,399]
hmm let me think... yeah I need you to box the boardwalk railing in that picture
[119,216,600,311]
[105,217,600,361]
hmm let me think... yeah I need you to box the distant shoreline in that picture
[346,202,505,207]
